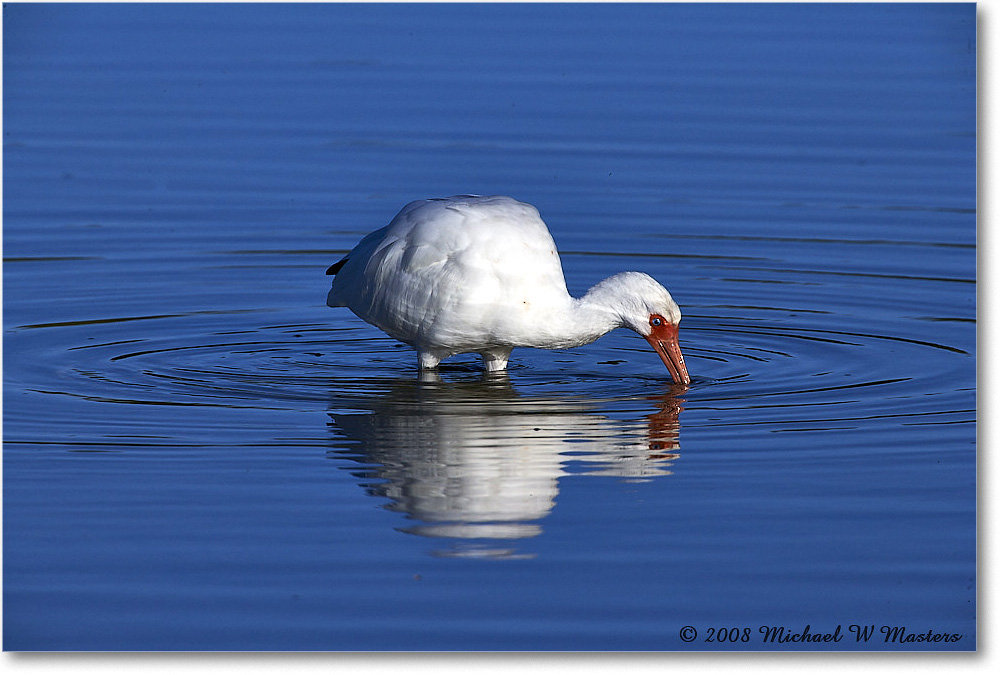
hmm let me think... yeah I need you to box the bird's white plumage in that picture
[329,197,571,357]
[327,195,689,379]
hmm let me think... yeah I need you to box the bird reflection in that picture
[327,372,683,558]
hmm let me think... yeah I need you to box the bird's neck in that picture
[520,286,622,350]
[567,294,624,347]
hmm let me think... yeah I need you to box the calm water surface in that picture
[3,3,976,650]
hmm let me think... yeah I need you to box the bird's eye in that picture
[650,315,663,327]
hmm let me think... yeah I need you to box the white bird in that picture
[326,195,691,383]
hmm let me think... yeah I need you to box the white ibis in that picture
[326,195,691,383]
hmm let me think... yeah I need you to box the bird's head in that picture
[587,272,691,384]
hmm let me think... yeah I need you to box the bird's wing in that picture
[327,196,572,348]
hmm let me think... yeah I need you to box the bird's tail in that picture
[326,258,347,275]
[325,257,349,307]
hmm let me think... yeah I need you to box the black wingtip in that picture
[326,258,347,275]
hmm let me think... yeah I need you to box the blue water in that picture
[3,3,976,651]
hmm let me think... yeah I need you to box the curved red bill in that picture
[644,322,691,385]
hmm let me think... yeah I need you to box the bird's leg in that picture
[481,348,512,373]
[418,351,442,370]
